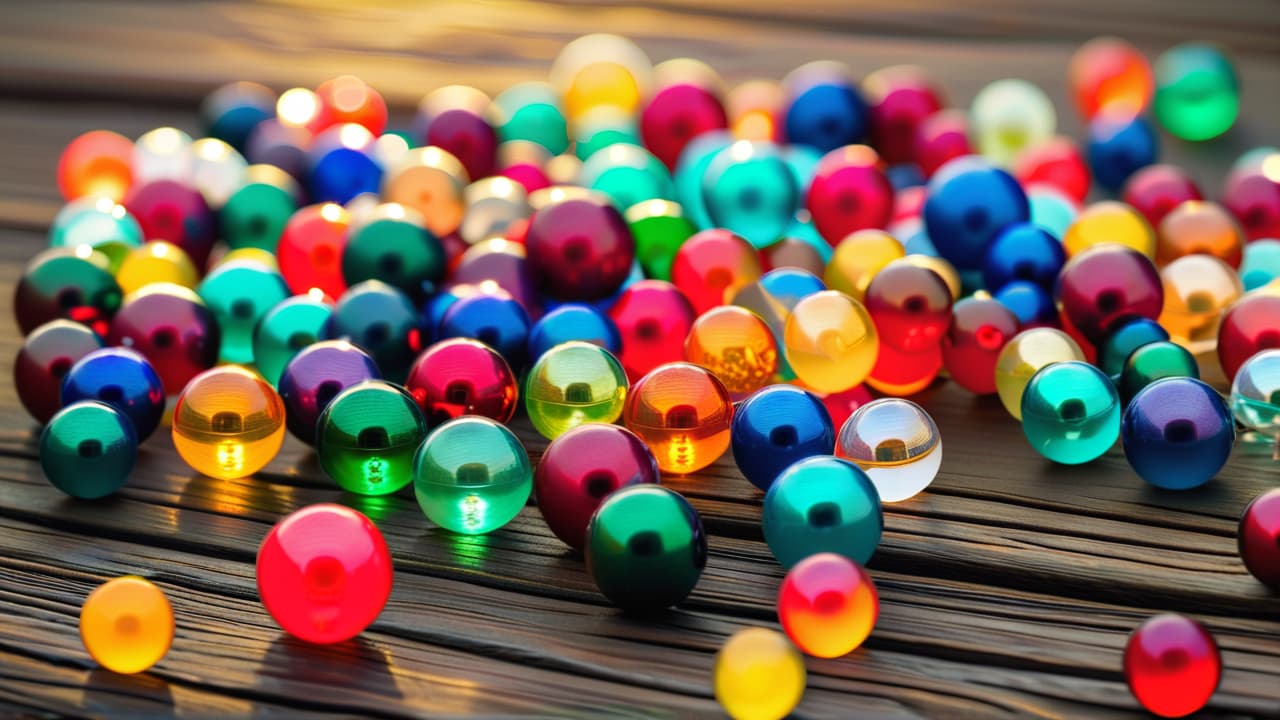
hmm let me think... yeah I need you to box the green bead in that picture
[761,456,882,568]
[1119,341,1199,404]
[317,380,428,496]
[574,108,640,161]
[525,341,628,439]
[1021,361,1120,464]
[253,294,334,387]
[40,400,137,499]
[585,485,706,613]
[413,416,532,535]
[492,82,569,155]
[581,144,673,213]
[342,205,445,298]
[1097,319,1169,378]
[220,165,299,251]
[702,142,798,249]
[15,247,123,335]
[626,200,696,280]
[1154,44,1239,142]
[49,197,144,250]
[197,259,290,364]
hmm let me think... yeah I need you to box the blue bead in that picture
[438,293,532,370]
[308,138,382,204]
[922,157,1029,271]
[994,280,1057,326]
[762,456,882,568]
[1088,115,1159,193]
[900,223,939,256]
[60,347,165,442]
[982,222,1066,292]
[731,385,836,491]
[759,267,827,305]
[324,281,421,383]
[1121,377,1234,490]
[673,130,733,230]
[527,304,622,361]
[784,83,869,153]
[1097,318,1170,378]
[209,105,273,153]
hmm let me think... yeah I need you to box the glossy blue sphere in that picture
[982,222,1065,292]
[438,292,532,370]
[784,82,869,153]
[308,141,382,204]
[527,303,621,361]
[323,280,420,383]
[1097,318,1170,378]
[922,157,1029,271]
[60,347,165,441]
[731,385,836,491]
[994,280,1057,326]
[1121,377,1234,490]
[1087,115,1159,193]
[762,456,883,568]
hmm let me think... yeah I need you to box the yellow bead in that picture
[969,79,1056,167]
[80,576,173,674]
[1063,201,1155,258]
[994,328,1085,419]
[783,291,879,394]
[115,241,199,295]
[715,628,806,720]
[172,365,286,479]
[551,34,651,122]
[823,229,904,300]
[1158,254,1243,355]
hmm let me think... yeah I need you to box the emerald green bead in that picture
[40,400,137,499]
[197,259,291,364]
[1021,361,1120,464]
[761,456,882,568]
[525,341,628,440]
[581,144,673,213]
[1097,319,1169,379]
[492,82,569,156]
[625,200,696,280]
[585,485,707,613]
[1154,44,1239,142]
[220,166,299,251]
[342,205,445,299]
[253,294,335,387]
[574,109,640,161]
[1119,341,1199,404]
[317,380,428,496]
[413,416,532,535]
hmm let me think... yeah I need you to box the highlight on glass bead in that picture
[608,279,697,381]
[994,328,1086,420]
[58,130,134,202]
[1238,488,1280,588]
[762,456,882,568]
[1122,164,1204,229]
[823,229,904,300]
[15,246,122,337]
[776,552,878,659]
[278,340,381,445]
[623,362,734,475]
[1097,317,1170,379]
[1062,201,1155,258]
[413,416,533,535]
[525,192,636,301]
[836,398,941,501]
[585,484,706,613]
[1230,349,1280,443]
[405,338,519,427]
[702,141,798,249]
[1124,614,1221,718]
[527,303,621,361]
[671,228,763,315]
[525,341,628,440]
[863,260,953,354]
[41,401,137,499]
[969,78,1056,167]
[1153,43,1239,142]
[714,628,806,720]
[1156,200,1244,269]
[133,127,194,184]
[1157,254,1242,354]
[256,503,393,645]
[1122,377,1234,490]
[1069,37,1153,121]
[1020,361,1120,464]
[921,156,1029,272]
[80,576,173,674]
[1056,243,1163,345]
[805,144,892,245]
[61,347,165,442]
[172,365,286,479]
[317,380,428,496]
[534,423,660,552]
[1118,341,1199,405]
[1217,289,1280,383]
[253,292,334,387]
[684,306,778,400]
[782,290,879,394]
[14,319,104,424]
[731,385,835,492]
[197,258,290,365]
[942,297,1020,395]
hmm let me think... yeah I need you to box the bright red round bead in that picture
[525,195,635,302]
[670,229,762,315]
[777,552,879,659]
[1123,164,1204,229]
[1217,291,1280,382]
[1056,244,1163,345]
[818,384,874,430]
[1124,614,1220,718]
[805,145,894,246]
[608,279,696,382]
[866,342,943,396]
[1013,136,1091,204]
[864,262,953,353]
[404,338,519,426]
[942,297,1020,395]
[278,203,350,298]
[1239,488,1280,588]
[309,75,387,136]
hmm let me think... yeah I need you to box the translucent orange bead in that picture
[823,229,905,300]
[1069,37,1154,121]
[1158,255,1243,355]
[783,291,879,394]
[685,306,779,400]
[1156,200,1244,268]
[115,241,199,295]
[58,130,134,202]
[1063,201,1155,258]
[623,362,734,474]
[382,147,469,237]
[172,366,286,479]
[80,576,173,674]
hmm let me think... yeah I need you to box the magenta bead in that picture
[123,179,217,268]
[914,110,971,178]
[1123,164,1204,229]
[864,67,944,166]
[1056,244,1163,345]
[107,285,221,395]
[525,195,635,301]
[806,146,894,245]
[641,84,728,171]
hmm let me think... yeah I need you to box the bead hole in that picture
[1159,647,1190,670]
[1058,398,1087,423]
[627,530,663,557]
[457,462,490,486]
[635,319,661,341]
[584,471,615,499]
[807,502,841,528]
[114,614,141,636]
[77,439,104,459]
[1096,289,1122,314]
[1164,419,1197,444]
[357,426,389,450]
[562,237,590,264]
[963,207,988,233]
[151,327,177,348]
[304,556,345,594]
[769,425,798,447]
[813,589,845,614]
[49,357,73,378]
[316,381,342,408]
[665,404,698,429]
[231,299,256,320]
[445,380,472,406]
[287,332,314,350]
[212,411,243,433]
[98,385,125,403]
[246,216,269,238]
[475,326,500,348]
[875,438,908,462]
[364,322,390,346]
[57,288,84,310]
[378,254,403,276]
[564,382,593,404]
[903,295,927,314]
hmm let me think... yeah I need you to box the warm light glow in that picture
[338,123,373,149]
[144,127,186,154]
[217,440,245,474]
[319,203,345,223]
[74,244,95,260]
[383,203,406,220]
[1263,153,1280,184]
[278,88,319,127]
[331,75,369,113]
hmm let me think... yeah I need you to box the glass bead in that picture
[527,304,621,361]
[1062,201,1155,258]
[461,176,531,245]
[123,179,216,268]
[763,454,883,567]
[342,204,444,300]
[580,143,673,212]
[714,628,806,720]
[246,118,310,182]
[413,416,532,534]
[62,347,165,441]
[783,290,879,394]
[324,280,422,382]
[278,340,380,445]
[914,109,971,178]
[1241,240,1280,292]
[1157,255,1242,353]
[414,85,496,181]
[535,424,660,551]
[277,203,349,298]
[1122,377,1233,490]
[1222,148,1280,241]
[107,284,220,395]
[823,229,904,300]
[1069,37,1153,120]
[172,366,285,479]
[253,292,334,387]
[776,552,878,659]
[550,34,650,122]
[922,157,1029,271]
[942,297,1020,395]
[202,80,275,152]
[819,384,874,430]
[1057,244,1163,344]
[80,576,173,674]
[1087,114,1158,193]
[863,65,943,166]
[1027,185,1079,241]
[760,236,828,276]
[1154,44,1238,142]
[805,145,892,246]
[15,246,121,337]
[438,291,531,371]
[525,193,635,302]
[115,241,198,296]
[189,138,248,209]
[585,484,706,612]
[782,61,868,153]
[1020,361,1119,464]
[1218,289,1280,382]
[994,328,1085,420]
[863,260,952,353]
[674,130,733,230]
[731,385,835,491]
[1156,200,1244,268]
[1122,164,1203,229]
[1097,318,1170,379]
[451,239,538,312]
[316,380,427,496]
[40,401,137,498]
[405,338,518,428]
[133,127,194,184]
[58,130,134,202]
[1013,137,1090,204]
[1124,614,1220,718]
[969,79,1055,167]
[865,342,942,396]
[306,124,382,205]
[256,503,392,644]
[525,341,627,440]
[642,62,728,170]
[50,196,144,251]
[382,146,469,238]
[838,398,940,500]
[625,199,696,281]
[982,223,1064,294]
[623,362,733,474]
[14,320,103,424]
[497,140,553,194]
[1230,349,1280,442]
[729,79,783,143]
[492,82,569,155]
[608,280,696,381]
[306,75,386,135]
[1238,488,1280,588]
[702,141,798,249]
[219,164,299,252]
[994,280,1056,328]
[684,306,778,400]
[197,259,290,365]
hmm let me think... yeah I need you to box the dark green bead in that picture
[317,380,428,496]
[14,247,123,335]
[1119,340,1200,404]
[342,207,445,299]
[585,485,706,613]
[625,199,695,280]
[220,166,299,251]
[40,400,137,499]
[253,294,334,387]
[1098,319,1169,378]
[197,259,291,365]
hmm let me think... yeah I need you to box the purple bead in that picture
[1121,377,1234,490]
[277,340,381,445]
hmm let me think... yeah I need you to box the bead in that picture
[15,246,121,337]
[49,196,144,251]
[1057,244,1163,345]
[1158,255,1242,354]
[625,199,696,280]
[115,241,198,296]
[219,164,299,252]
[62,347,165,441]
[585,485,706,612]
[922,157,1029,271]
[316,380,427,496]
[492,82,569,155]
[1154,44,1238,142]
[535,424,660,551]
[527,303,621,361]
[1069,37,1154,120]
[673,130,733,230]
[731,385,835,491]
[805,145,892,245]
[525,341,627,440]
[1238,488,1280,588]
[1013,137,1090,204]
[783,291,879,394]
[278,340,380,445]
[133,127,193,184]
[823,229,904,300]
[942,297,1020,395]
[1087,114,1158,193]
[461,176,531,246]
[256,503,392,644]
[1097,318,1170,378]
[14,320,103,424]
[982,223,1065,294]
[702,141,798,249]
[80,576,173,674]
[382,147,469,237]
[1122,378,1234,490]
[1217,288,1280,382]
[684,306,778,399]
[189,138,248,209]
[642,60,728,170]
[108,284,220,395]
[173,365,285,479]
[1124,614,1220,718]
[714,628,806,720]
[58,130,134,202]
[308,75,387,135]
[1222,149,1280,241]
[836,398,941,500]
[342,204,444,300]
[782,61,868,153]
[573,107,640,161]
[306,124,382,204]
[914,109,971,178]
[624,362,733,474]
[1122,164,1203,229]
[969,79,1055,167]
[863,65,943,166]
[580,143,673,212]
[40,401,137,498]
[865,342,943,396]
[1062,201,1155,258]
[246,118,310,181]
[413,416,532,534]
[324,281,421,382]
[278,203,350,298]
[406,338,518,427]
[197,260,290,365]
[253,292,334,387]
[438,291,531,370]
[994,280,1057,327]
[525,194,635,301]
[760,236,827,276]
[202,81,275,151]
[450,239,538,311]
[608,280,696,381]
[550,34,650,121]
[1241,240,1280,291]
[123,179,216,268]
[414,85,496,181]
[1156,200,1244,269]
[1230,349,1280,441]
[994,328,1085,420]
[864,260,952,353]
[1027,186,1079,241]
[763,454,882,569]
[1020,362,1119,464]
[819,384,874,430]
[776,553,878,658]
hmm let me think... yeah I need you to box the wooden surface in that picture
[1,2,1279,717]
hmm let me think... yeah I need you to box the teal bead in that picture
[220,165,299,251]
[673,130,732,230]
[625,200,696,280]
[252,293,334,387]
[413,416,532,535]
[574,108,640,161]
[197,259,290,364]
[1028,188,1078,241]
[702,141,798,249]
[1021,361,1120,464]
[1119,341,1199,405]
[1241,240,1280,291]
[585,485,707,613]
[581,144,673,213]
[1098,319,1169,379]
[40,400,137,499]
[492,82,569,155]
[49,197,144,250]
[761,456,883,568]
[317,380,428,496]
[342,205,445,299]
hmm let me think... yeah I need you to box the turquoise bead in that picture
[574,110,640,161]
[413,416,532,535]
[492,82,569,155]
[1241,240,1280,291]
[49,197,144,251]
[252,294,334,387]
[197,259,290,364]
[761,456,883,568]
[581,144,673,212]
[40,400,137,499]
[1021,361,1120,464]
[1119,341,1199,405]
[673,130,732,230]
[702,142,798,249]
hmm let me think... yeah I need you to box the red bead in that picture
[1239,488,1280,588]
[866,342,943,396]
[405,338,519,426]
[1068,37,1153,121]
[942,297,1020,395]
[309,76,387,136]
[670,229,763,315]
[608,280,696,382]
[1122,164,1204,229]
[278,203,350,298]
[1013,137,1090,204]
[534,424,661,552]
[864,262,952,353]
[776,553,878,659]
[641,83,728,170]
[805,145,894,245]
[1057,310,1099,365]
[123,180,216,269]
[1218,291,1280,382]
[107,284,220,395]
[1222,155,1280,241]
[1056,244,1163,344]
[14,320,103,424]
[256,503,393,644]
[526,195,635,301]
[57,130,134,202]
[863,66,944,166]
[914,110,971,178]
[818,384,874,430]
[1124,614,1220,718]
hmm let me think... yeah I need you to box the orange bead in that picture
[309,75,388,136]
[172,366,286,479]
[728,80,784,142]
[624,362,734,474]
[57,130,134,202]
[1069,37,1154,121]
[1157,200,1244,268]
[1158,254,1243,354]
[685,306,779,400]
[80,576,173,674]
[383,147,469,238]
[777,553,878,659]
